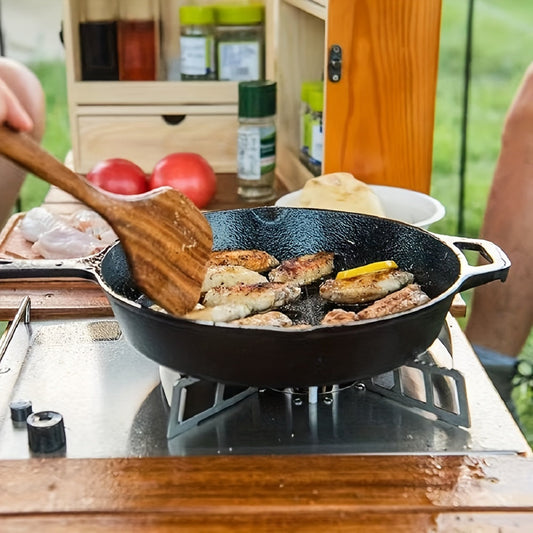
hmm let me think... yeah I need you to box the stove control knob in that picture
[9,400,33,423]
[27,411,66,454]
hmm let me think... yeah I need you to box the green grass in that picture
[18,60,70,212]
[8,0,533,445]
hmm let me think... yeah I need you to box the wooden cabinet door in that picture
[323,0,442,193]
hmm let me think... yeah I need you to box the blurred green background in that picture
[7,0,533,443]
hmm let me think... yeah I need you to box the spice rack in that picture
[62,0,275,175]
[63,0,442,194]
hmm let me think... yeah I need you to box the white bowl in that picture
[275,185,445,230]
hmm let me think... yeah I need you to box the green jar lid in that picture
[239,80,276,118]
[215,4,264,25]
[300,80,323,103]
[179,5,215,26]
[308,89,324,113]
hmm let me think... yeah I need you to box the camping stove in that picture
[0,297,529,459]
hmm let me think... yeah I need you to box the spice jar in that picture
[237,80,277,201]
[179,5,216,81]
[117,0,158,81]
[299,80,323,170]
[308,88,324,176]
[79,0,119,81]
[215,4,265,81]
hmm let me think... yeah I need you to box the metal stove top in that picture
[0,298,529,458]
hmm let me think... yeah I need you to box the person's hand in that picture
[0,78,33,132]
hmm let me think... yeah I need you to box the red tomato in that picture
[149,153,217,209]
[86,158,148,195]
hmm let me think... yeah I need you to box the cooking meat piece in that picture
[185,303,252,323]
[355,283,430,320]
[201,265,267,293]
[208,249,280,272]
[319,269,414,304]
[321,308,358,326]
[202,282,301,313]
[230,311,293,327]
[268,251,334,286]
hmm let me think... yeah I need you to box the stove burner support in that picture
[364,352,471,428]
[167,377,256,439]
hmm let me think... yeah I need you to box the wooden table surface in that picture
[1,175,531,530]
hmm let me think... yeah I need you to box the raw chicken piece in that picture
[208,249,280,272]
[19,207,67,242]
[355,283,430,320]
[230,311,293,327]
[201,265,267,293]
[69,209,117,243]
[319,269,414,304]
[268,251,334,286]
[31,226,104,259]
[202,282,301,313]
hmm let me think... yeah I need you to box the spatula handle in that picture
[0,125,114,213]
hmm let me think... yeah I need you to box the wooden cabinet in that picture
[277,0,442,194]
[63,0,441,193]
[62,0,275,175]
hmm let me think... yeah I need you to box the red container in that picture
[117,0,158,81]
[118,19,157,80]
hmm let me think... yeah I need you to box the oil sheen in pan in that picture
[280,281,367,326]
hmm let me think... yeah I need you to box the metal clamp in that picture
[328,44,342,82]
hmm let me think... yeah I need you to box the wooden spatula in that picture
[0,125,213,316]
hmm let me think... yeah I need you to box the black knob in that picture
[9,400,33,422]
[27,411,66,454]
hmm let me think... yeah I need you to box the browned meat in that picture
[355,283,430,320]
[321,308,358,326]
[268,251,334,286]
[319,269,414,304]
[202,282,301,313]
[208,249,280,272]
[230,311,293,327]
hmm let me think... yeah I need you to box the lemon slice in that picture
[335,260,398,280]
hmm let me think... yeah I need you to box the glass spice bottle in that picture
[79,0,119,81]
[215,4,265,81]
[237,80,277,201]
[179,5,216,81]
[307,87,324,177]
[299,80,323,170]
[117,0,158,81]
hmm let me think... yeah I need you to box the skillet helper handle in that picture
[438,234,511,292]
[0,126,118,214]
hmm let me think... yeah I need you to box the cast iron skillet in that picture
[0,207,510,387]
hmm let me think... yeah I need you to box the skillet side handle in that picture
[438,235,511,292]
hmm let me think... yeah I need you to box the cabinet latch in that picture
[328,45,342,83]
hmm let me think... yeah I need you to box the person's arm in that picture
[466,62,533,357]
